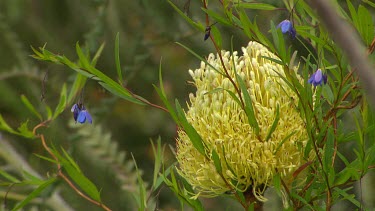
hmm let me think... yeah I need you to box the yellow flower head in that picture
[176,41,308,201]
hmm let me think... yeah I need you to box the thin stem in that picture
[33,122,112,211]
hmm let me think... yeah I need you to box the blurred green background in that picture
[0,0,374,210]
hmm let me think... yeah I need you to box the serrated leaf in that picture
[175,100,206,156]
[20,95,42,121]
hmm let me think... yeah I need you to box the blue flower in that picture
[308,69,327,86]
[71,103,92,124]
[277,20,296,38]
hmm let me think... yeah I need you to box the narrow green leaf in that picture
[238,9,252,38]
[91,42,105,67]
[99,82,145,105]
[272,174,282,196]
[17,121,34,138]
[115,33,123,83]
[236,3,276,10]
[167,0,204,31]
[335,187,361,207]
[131,153,147,210]
[53,83,67,119]
[63,162,101,201]
[201,8,231,26]
[45,105,53,120]
[0,114,18,134]
[12,177,57,211]
[235,73,260,136]
[61,147,81,173]
[211,149,222,174]
[153,60,179,123]
[33,153,58,164]
[274,131,296,154]
[176,42,224,76]
[211,26,222,49]
[0,169,20,183]
[265,105,280,142]
[20,95,42,121]
[175,99,206,156]
[67,74,87,103]
[358,5,374,45]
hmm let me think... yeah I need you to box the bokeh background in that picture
[0,0,374,210]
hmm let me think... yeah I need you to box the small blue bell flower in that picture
[277,20,296,38]
[71,103,92,124]
[308,69,327,87]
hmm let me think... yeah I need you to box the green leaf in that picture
[235,2,276,10]
[75,43,144,105]
[0,114,18,134]
[201,8,231,26]
[265,105,279,142]
[153,60,179,123]
[131,153,147,210]
[357,5,374,46]
[115,33,123,83]
[63,161,101,201]
[12,177,57,211]
[211,149,222,174]
[91,42,105,67]
[151,138,163,191]
[17,121,34,138]
[167,0,204,31]
[176,42,223,76]
[67,74,87,103]
[99,82,145,105]
[20,95,42,121]
[61,147,82,173]
[238,9,252,39]
[53,83,67,119]
[175,99,206,156]
[33,153,58,164]
[0,169,20,183]
[235,73,260,136]
[211,26,222,49]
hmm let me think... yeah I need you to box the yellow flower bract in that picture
[176,41,307,201]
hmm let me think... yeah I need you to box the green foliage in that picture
[1,0,375,210]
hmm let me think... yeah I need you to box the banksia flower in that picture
[176,41,308,201]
